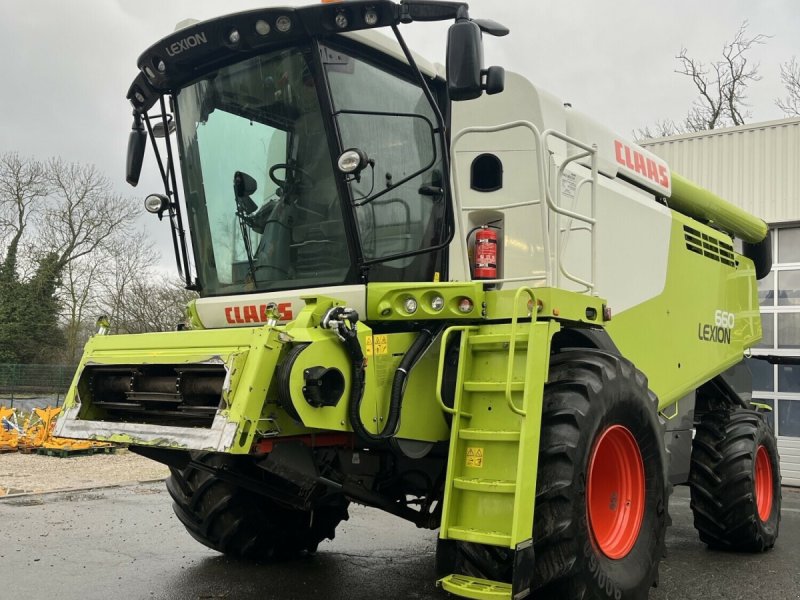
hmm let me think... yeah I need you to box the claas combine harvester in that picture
[55,2,781,598]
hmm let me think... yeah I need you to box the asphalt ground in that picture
[0,483,798,600]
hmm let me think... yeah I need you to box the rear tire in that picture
[166,452,348,560]
[531,349,668,599]
[689,408,781,552]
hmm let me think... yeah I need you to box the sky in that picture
[1,0,798,268]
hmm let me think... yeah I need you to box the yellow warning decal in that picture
[365,336,374,356]
[465,447,484,468]
[373,334,389,355]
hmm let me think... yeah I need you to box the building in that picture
[643,117,800,486]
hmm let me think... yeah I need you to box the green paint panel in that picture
[607,213,761,410]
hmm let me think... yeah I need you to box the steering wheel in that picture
[269,163,315,189]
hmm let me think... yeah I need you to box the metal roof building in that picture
[643,118,800,487]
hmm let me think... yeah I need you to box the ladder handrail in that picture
[505,287,537,417]
[436,326,479,417]
[541,129,599,292]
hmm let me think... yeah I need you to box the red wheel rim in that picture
[587,425,646,559]
[755,445,774,522]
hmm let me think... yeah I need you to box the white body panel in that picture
[195,285,366,328]
[566,109,672,197]
[449,72,671,314]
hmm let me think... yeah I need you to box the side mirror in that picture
[446,18,507,102]
[233,171,258,214]
[126,114,147,186]
[234,171,258,197]
[446,20,484,101]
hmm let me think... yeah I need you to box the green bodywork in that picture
[55,209,759,454]
[53,210,760,600]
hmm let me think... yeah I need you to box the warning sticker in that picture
[373,334,389,355]
[365,336,374,356]
[465,447,484,468]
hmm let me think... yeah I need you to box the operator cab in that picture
[127,1,506,297]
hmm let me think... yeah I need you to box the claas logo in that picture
[224,302,293,324]
[614,140,670,189]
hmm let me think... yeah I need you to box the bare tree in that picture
[0,153,49,275]
[39,158,140,272]
[97,231,160,332]
[635,119,686,141]
[675,22,769,131]
[114,274,197,334]
[638,22,770,140]
[776,57,800,117]
[60,255,105,363]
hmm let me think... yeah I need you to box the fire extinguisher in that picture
[472,225,499,279]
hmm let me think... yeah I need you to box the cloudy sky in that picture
[1,0,798,266]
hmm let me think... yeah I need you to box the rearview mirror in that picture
[233,171,258,214]
[234,171,258,198]
[446,20,484,101]
[126,115,147,186]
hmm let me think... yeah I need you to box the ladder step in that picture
[439,574,511,600]
[447,526,512,547]
[467,333,527,347]
[459,428,520,442]
[453,477,516,494]
[463,381,524,392]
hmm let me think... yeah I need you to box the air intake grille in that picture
[684,226,736,267]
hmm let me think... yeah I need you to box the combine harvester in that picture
[55,2,779,598]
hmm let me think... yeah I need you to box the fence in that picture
[0,364,76,409]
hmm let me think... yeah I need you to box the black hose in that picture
[385,324,445,437]
[326,306,443,441]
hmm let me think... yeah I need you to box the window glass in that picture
[778,399,800,437]
[758,272,774,307]
[325,46,444,280]
[777,270,800,306]
[753,397,775,432]
[778,228,800,263]
[778,364,800,392]
[777,313,800,348]
[755,313,774,349]
[747,357,774,392]
[176,47,352,294]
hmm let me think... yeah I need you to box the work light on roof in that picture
[364,7,379,26]
[335,10,349,29]
[255,20,271,36]
[228,29,241,44]
[275,16,292,32]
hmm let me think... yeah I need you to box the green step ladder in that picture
[436,289,559,600]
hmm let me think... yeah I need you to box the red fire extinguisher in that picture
[473,225,498,279]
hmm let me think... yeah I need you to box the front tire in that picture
[689,408,781,551]
[166,453,348,560]
[532,349,668,599]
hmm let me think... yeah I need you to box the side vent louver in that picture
[684,226,736,267]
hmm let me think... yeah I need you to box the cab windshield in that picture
[175,42,444,295]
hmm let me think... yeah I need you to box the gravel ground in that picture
[0,450,169,496]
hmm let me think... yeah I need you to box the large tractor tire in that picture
[530,349,668,599]
[441,350,668,599]
[166,453,349,560]
[689,408,781,552]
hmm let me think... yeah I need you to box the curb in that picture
[0,478,166,500]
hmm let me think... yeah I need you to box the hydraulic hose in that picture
[322,307,444,441]
[386,324,445,437]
